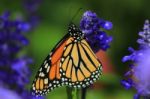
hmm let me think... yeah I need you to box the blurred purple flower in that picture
[11,57,33,87]
[134,94,140,99]
[121,79,133,90]
[0,58,32,89]
[0,12,31,66]
[0,11,43,98]
[137,20,150,48]
[0,0,43,98]
[0,87,21,99]
[133,49,150,96]
[23,0,41,27]
[122,47,144,62]
[121,20,150,99]
[80,11,113,52]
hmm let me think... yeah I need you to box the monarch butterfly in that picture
[31,23,102,96]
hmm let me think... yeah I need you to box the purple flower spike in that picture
[0,11,10,20]
[11,57,33,86]
[121,79,132,89]
[124,71,132,77]
[23,0,42,28]
[80,11,100,35]
[18,22,31,32]
[0,87,21,99]
[0,0,42,98]
[122,20,150,99]
[0,11,43,98]
[100,21,113,30]
[80,11,113,52]
[137,20,150,48]
[134,94,140,99]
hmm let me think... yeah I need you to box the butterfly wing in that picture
[31,34,70,96]
[60,38,102,88]
[32,22,102,96]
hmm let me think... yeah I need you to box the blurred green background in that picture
[1,0,150,99]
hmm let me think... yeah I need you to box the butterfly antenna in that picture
[70,8,83,23]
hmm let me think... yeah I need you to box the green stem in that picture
[66,87,79,99]
[81,88,87,99]
[72,88,77,99]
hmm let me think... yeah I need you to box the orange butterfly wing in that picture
[32,23,102,96]
[31,34,71,96]
[59,38,102,88]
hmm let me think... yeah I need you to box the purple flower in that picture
[0,12,30,51]
[80,11,113,52]
[121,79,133,90]
[133,49,150,96]
[122,47,144,62]
[100,21,113,30]
[122,20,150,98]
[134,94,140,99]
[0,11,44,98]
[137,20,150,48]
[0,87,21,99]
[0,0,43,98]
[23,0,42,27]
[11,57,33,87]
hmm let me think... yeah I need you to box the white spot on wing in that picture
[39,68,42,72]
[44,60,47,65]
[33,87,35,90]
[49,83,52,87]
[49,52,52,56]
[45,63,48,68]
[47,66,50,73]
[44,78,48,84]
[64,47,66,50]
[62,78,65,81]
[61,58,64,61]
[39,72,45,77]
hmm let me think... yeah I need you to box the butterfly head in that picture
[68,23,84,41]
